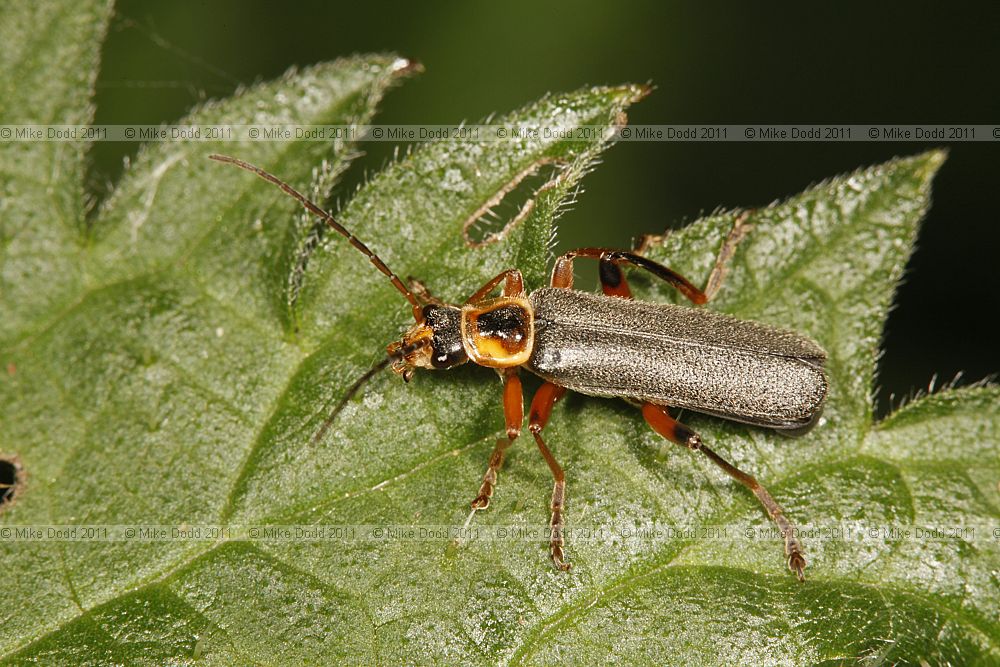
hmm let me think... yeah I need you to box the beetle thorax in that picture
[460,297,534,368]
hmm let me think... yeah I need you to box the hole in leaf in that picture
[0,456,23,511]
[463,158,565,247]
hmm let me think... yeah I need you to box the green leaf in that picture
[2,4,997,665]
[0,0,114,345]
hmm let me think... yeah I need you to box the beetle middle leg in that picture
[633,209,755,301]
[528,381,571,570]
[555,207,756,302]
[641,402,807,581]
[551,247,708,304]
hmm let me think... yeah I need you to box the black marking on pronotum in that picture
[475,305,529,348]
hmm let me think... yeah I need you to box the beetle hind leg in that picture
[641,402,806,581]
[529,382,570,570]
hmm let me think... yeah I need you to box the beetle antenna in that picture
[209,154,424,322]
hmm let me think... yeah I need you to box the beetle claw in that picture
[788,551,806,582]
[551,548,572,571]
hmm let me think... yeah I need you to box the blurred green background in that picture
[90,0,999,413]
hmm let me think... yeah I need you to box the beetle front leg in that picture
[464,269,525,305]
[470,369,523,509]
[470,438,512,510]
[528,382,570,570]
[406,277,446,306]
[641,402,807,581]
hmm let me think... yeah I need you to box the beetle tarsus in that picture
[550,481,571,571]
[551,546,571,571]
[470,438,512,511]
[780,518,807,581]
[765,503,806,582]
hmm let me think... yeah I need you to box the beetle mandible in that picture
[210,153,827,580]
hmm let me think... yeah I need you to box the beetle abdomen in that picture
[526,288,827,430]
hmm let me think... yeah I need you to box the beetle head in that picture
[388,304,469,381]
